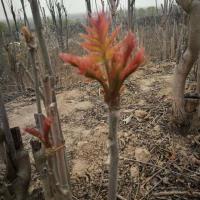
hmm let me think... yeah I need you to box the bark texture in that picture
[173,0,200,124]
[108,105,119,200]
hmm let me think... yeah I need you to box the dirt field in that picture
[3,61,200,200]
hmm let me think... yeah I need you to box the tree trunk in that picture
[85,0,92,18]
[31,140,53,199]
[108,105,119,200]
[107,0,119,29]
[0,93,16,160]
[56,2,65,51]
[0,127,31,200]
[10,1,19,41]
[173,0,200,124]
[62,5,69,51]
[29,2,72,198]
[128,0,135,31]
[20,0,30,28]
[196,59,200,93]
[1,0,12,38]
[10,127,31,200]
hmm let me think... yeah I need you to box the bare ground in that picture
[2,61,200,200]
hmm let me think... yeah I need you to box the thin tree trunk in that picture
[29,0,53,76]
[107,0,119,29]
[85,0,92,18]
[31,140,54,200]
[162,26,167,60]
[29,1,72,199]
[56,2,65,51]
[196,60,200,93]
[128,0,135,31]
[20,0,30,28]
[10,127,31,200]
[62,5,69,51]
[108,105,119,200]
[30,49,42,113]
[1,0,12,37]
[20,62,44,101]
[10,1,19,40]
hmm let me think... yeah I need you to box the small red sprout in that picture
[59,12,144,108]
[24,117,52,148]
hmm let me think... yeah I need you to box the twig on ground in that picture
[141,167,165,187]
[152,190,200,197]
[139,179,163,200]
[117,194,127,200]
[120,156,199,181]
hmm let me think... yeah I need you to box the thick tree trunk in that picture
[173,48,198,122]
[173,0,200,124]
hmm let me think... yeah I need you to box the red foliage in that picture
[24,117,52,148]
[59,12,145,106]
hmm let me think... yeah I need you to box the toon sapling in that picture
[59,12,145,200]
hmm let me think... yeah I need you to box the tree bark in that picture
[20,0,30,28]
[10,127,31,200]
[29,1,72,199]
[173,0,200,124]
[56,2,65,51]
[10,1,19,40]
[62,5,69,51]
[0,127,31,200]
[108,105,119,200]
[1,0,12,37]
[0,93,16,160]
[85,0,92,17]
[128,0,135,31]
[107,0,119,29]
[29,0,53,76]
[30,139,54,200]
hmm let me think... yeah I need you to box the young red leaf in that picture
[59,12,145,106]
[120,48,145,81]
[24,127,45,144]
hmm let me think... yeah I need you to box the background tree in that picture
[160,0,174,60]
[128,0,135,31]
[1,0,12,38]
[7,0,19,40]
[85,0,92,18]
[46,0,65,51]
[20,0,30,28]
[107,0,119,28]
